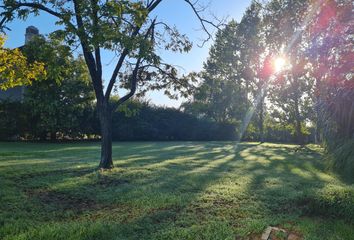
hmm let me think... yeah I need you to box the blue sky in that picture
[4,0,252,107]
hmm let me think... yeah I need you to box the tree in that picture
[263,0,313,144]
[183,20,249,127]
[306,0,353,175]
[22,36,95,140]
[184,2,269,142]
[0,35,45,90]
[0,100,28,139]
[1,0,218,168]
[307,0,353,141]
[237,1,266,142]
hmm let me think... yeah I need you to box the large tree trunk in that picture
[98,100,113,169]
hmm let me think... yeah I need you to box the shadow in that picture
[240,144,354,228]
[1,142,353,239]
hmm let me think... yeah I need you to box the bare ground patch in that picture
[25,188,102,212]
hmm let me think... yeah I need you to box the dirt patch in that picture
[26,188,101,212]
[148,206,182,224]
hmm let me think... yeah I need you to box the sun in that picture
[274,57,286,73]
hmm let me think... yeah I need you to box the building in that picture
[0,26,39,102]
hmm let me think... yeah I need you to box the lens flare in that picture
[274,57,286,72]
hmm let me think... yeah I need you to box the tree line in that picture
[0,35,315,143]
[0,36,236,141]
[1,32,314,143]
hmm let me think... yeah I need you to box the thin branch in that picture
[184,0,222,47]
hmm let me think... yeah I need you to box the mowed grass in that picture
[0,142,353,240]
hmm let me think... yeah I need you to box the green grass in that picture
[0,142,353,240]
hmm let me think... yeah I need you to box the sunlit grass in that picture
[0,142,353,240]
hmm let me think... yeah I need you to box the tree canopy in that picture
[22,36,96,140]
[0,35,46,90]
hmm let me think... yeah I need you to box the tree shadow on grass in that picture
[238,144,354,239]
[1,143,249,220]
[1,142,353,239]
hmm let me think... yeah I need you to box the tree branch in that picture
[14,2,63,18]
[72,0,103,101]
[147,0,163,12]
[105,48,129,101]
[0,16,7,29]
[104,2,162,100]
[114,19,157,105]
[116,57,142,106]
[91,0,102,79]
[4,2,77,31]
[184,0,222,47]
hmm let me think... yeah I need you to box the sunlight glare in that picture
[274,57,286,73]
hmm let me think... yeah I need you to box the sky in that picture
[4,0,252,107]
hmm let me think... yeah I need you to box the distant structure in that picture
[25,26,39,44]
[0,26,39,102]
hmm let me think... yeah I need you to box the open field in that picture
[0,142,353,240]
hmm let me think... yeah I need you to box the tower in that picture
[25,26,39,44]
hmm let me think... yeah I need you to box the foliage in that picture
[112,99,237,141]
[1,142,353,239]
[0,35,46,90]
[261,0,313,144]
[183,21,249,125]
[21,36,96,140]
[325,139,354,182]
[0,36,96,140]
[0,98,237,141]
[0,0,199,97]
[184,0,352,148]
[305,0,353,172]
[0,100,27,139]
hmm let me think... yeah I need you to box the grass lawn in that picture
[0,142,353,240]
